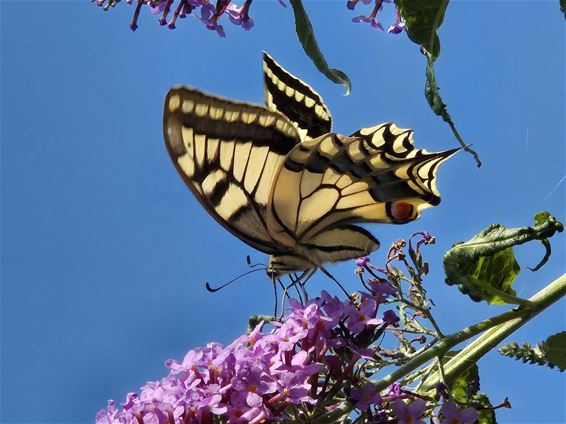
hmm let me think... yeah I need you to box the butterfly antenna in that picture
[319,266,354,301]
[205,268,264,293]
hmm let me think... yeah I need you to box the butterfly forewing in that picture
[164,86,301,254]
[263,52,332,141]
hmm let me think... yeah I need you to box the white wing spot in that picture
[168,94,180,112]
[195,103,209,117]
[182,99,194,113]
[209,105,223,120]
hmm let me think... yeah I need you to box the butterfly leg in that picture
[278,278,295,319]
[297,268,318,301]
[271,273,279,318]
[289,272,309,304]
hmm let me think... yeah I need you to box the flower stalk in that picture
[419,272,566,392]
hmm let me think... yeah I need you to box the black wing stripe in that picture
[180,109,296,156]
[263,52,332,140]
[264,77,330,140]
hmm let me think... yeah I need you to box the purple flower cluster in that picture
[96,286,401,423]
[348,0,406,34]
[93,0,268,35]
[97,242,481,423]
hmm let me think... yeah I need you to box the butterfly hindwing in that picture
[164,86,301,254]
[263,52,332,141]
[266,124,456,265]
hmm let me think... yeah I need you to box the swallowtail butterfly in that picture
[163,53,455,276]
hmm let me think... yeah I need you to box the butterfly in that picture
[163,52,456,277]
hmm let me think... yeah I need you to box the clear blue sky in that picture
[1,1,564,423]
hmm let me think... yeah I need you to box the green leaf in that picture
[425,54,482,166]
[561,0,566,18]
[499,333,565,372]
[397,0,481,167]
[544,331,566,371]
[396,0,449,61]
[442,353,497,424]
[288,0,351,95]
[447,353,480,400]
[474,394,497,424]
[443,212,564,304]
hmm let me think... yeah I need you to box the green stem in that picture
[419,272,566,391]
[374,273,566,392]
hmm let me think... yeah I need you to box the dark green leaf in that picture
[527,238,551,272]
[544,332,566,371]
[425,56,482,166]
[443,212,563,304]
[396,0,449,60]
[446,353,480,400]
[442,353,496,424]
[424,57,448,117]
[397,0,481,167]
[561,0,566,18]
[474,394,497,424]
[288,0,351,94]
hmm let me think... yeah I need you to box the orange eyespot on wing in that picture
[386,201,415,223]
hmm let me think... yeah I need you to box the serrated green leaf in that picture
[443,212,563,304]
[544,332,566,371]
[500,337,564,372]
[288,0,351,95]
